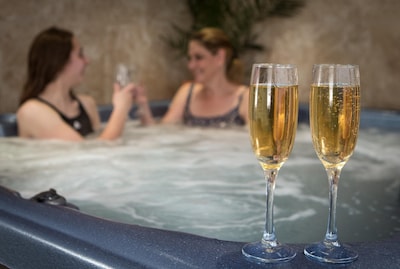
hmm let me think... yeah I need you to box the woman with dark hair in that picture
[139,27,249,127]
[17,26,144,141]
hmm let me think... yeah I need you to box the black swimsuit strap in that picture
[36,92,79,118]
[183,83,195,114]
[35,92,94,136]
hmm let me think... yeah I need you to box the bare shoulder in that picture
[239,84,249,98]
[177,81,196,95]
[17,99,50,119]
[239,84,249,100]
[239,84,249,93]
[171,81,198,103]
[16,99,61,137]
[161,81,195,124]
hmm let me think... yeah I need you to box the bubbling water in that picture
[0,122,399,243]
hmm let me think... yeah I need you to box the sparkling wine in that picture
[310,85,360,169]
[249,84,298,170]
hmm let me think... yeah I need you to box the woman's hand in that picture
[112,82,135,112]
[97,83,135,140]
[134,84,149,105]
[130,84,155,125]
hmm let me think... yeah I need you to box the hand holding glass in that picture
[304,64,360,263]
[242,63,298,263]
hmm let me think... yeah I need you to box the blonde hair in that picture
[190,27,244,84]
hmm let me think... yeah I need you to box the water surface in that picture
[0,122,399,243]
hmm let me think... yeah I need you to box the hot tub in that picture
[0,101,399,269]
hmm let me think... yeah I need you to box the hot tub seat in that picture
[0,114,17,137]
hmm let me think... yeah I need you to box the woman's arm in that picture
[97,83,134,140]
[79,83,135,140]
[134,85,155,126]
[160,82,192,124]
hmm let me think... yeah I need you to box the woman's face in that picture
[187,41,224,83]
[62,38,89,86]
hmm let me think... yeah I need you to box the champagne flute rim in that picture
[311,82,360,87]
[313,63,359,69]
[253,83,299,87]
[253,63,297,69]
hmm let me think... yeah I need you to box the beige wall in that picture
[1,0,399,114]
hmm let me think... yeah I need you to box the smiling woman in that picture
[15,26,152,141]
[138,27,250,128]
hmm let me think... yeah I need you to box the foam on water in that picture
[0,122,399,243]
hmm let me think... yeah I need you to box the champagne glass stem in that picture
[325,167,341,243]
[242,166,296,263]
[304,165,358,263]
[263,169,278,244]
[304,163,358,263]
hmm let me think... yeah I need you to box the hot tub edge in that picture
[0,186,399,269]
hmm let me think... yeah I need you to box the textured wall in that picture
[0,0,399,114]
[253,0,400,111]
[0,0,191,113]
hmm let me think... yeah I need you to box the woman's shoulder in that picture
[16,98,60,132]
[17,98,49,117]
[177,81,198,92]
[238,84,249,91]
[173,81,197,98]
[237,84,249,96]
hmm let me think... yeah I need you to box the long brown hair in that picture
[190,27,243,84]
[19,27,73,105]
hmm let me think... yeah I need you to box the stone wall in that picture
[0,0,399,113]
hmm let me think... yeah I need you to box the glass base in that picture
[242,241,296,264]
[304,240,358,264]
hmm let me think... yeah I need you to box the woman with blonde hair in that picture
[140,27,249,127]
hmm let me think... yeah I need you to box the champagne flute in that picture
[242,63,298,263]
[304,64,360,263]
[116,63,131,87]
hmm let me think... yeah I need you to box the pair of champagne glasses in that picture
[243,63,361,264]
